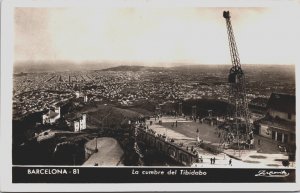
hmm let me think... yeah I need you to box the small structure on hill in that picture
[73,114,87,132]
[42,106,60,124]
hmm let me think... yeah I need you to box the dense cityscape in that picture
[13,64,295,119]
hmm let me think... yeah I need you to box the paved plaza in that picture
[146,116,294,168]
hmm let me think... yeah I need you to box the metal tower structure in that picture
[222,11,254,151]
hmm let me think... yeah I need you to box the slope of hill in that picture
[101,65,169,72]
[75,104,148,129]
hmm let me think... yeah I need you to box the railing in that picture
[135,126,198,165]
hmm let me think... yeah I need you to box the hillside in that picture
[73,104,149,129]
[101,65,169,72]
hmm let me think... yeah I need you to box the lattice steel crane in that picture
[222,11,254,150]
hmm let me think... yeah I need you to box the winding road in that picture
[83,137,124,166]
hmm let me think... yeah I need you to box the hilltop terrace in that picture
[140,116,293,168]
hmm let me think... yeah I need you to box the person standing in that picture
[229,158,232,166]
[210,158,213,164]
[213,157,216,164]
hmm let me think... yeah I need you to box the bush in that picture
[282,160,290,167]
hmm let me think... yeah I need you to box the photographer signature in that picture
[255,170,289,177]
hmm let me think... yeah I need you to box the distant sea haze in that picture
[13,61,294,73]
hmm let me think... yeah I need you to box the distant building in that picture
[73,114,87,132]
[42,106,60,124]
[257,93,295,145]
[75,91,88,103]
[75,92,80,98]
[84,95,88,103]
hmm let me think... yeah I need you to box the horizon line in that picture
[14,60,295,66]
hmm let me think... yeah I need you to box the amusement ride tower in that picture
[222,11,254,152]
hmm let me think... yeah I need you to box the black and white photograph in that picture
[1,0,300,191]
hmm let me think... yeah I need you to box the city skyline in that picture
[15,6,299,66]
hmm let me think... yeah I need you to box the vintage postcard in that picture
[1,0,300,192]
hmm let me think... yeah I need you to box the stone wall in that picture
[137,128,198,166]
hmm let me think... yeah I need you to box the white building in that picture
[42,106,60,124]
[84,95,88,103]
[74,114,87,132]
[75,91,80,98]
[75,91,88,103]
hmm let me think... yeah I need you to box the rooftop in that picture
[47,110,59,119]
[267,93,295,114]
[258,115,295,133]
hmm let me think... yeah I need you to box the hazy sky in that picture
[14,6,299,65]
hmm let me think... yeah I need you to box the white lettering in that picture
[27,169,68,175]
